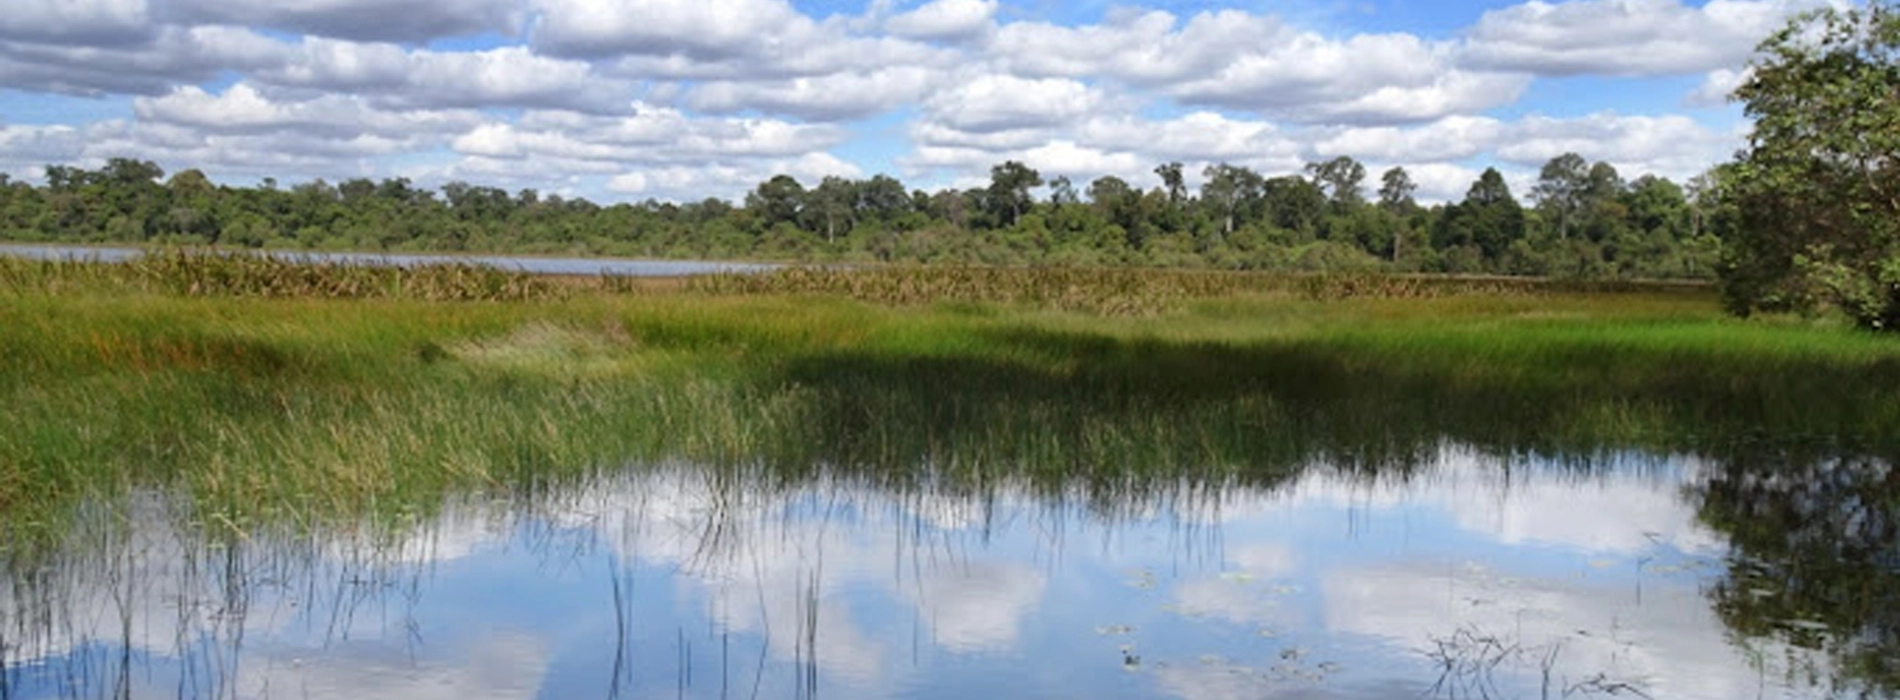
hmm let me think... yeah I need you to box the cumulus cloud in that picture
[0,0,1776,202]
[257,42,631,113]
[1459,0,1827,76]
[1492,112,1742,179]
[991,9,1528,125]
[1165,30,1530,124]
[167,0,521,43]
[135,84,484,139]
[685,66,939,121]
[1313,116,1506,164]
[1685,67,1750,107]
[0,25,285,95]
[924,74,1107,132]
[604,152,862,200]
[531,0,808,60]
[452,105,846,164]
[0,0,151,45]
[885,0,999,41]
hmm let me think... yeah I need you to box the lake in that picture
[0,243,779,277]
[3,445,1890,699]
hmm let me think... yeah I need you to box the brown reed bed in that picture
[685,265,1702,314]
[0,249,566,302]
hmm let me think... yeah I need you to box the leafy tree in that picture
[746,175,806,230]
[1435,168,1525,263]
[1261,175,1327,240]
[1047,175,1079,208]
[1531,153,1589,239]
[1201,163,1263,237]
[1377,166,1417,213]
[987,160,1042,228]
[1154,162,1187,208]
[1721,1,1900,328]
[1305,156,1366,209]
[806,176,856,242]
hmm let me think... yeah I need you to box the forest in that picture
[0,153,1728,279]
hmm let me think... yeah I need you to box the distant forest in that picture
[0,155,1732,278]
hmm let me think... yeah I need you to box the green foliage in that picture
[1721,1,1900,329]
[4,271,1898,534]
[1,154,1730,279]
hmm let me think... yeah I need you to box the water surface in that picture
[5,446,1892,699]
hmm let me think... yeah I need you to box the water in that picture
[5,447,1892,699]
[0,244,778,277]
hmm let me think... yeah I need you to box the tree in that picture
[1201,163,1262,237]
[1720,1,1900,329]
[987,160,1042,228]
[1305,156,1367,208]
[855,174,911,223]
[1048,176,1079,207]
[746,175,806,230]
[1378,167,1419,261]
[1154,162,1187,208]
[1435,168,1525,262]
[1377,166,1417,213]
[805,176,856,242]
[1531,153,1589,239]
[1261,176,1327,239]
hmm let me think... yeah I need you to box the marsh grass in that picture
[687,265,1707,315]
[0,249,564,301]
[3,262,1897,556]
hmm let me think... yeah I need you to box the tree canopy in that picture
[1719,0,1900,329]
[0,153,1725,279]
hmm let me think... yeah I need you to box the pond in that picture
[4,445,1893,699]
[0,244,778,277]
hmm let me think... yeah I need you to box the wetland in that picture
[2,253,1897,699]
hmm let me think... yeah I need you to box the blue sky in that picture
[0,0,1824,202]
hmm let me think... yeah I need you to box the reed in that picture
[0,249,565,301]
[2,261,1895,550]
[687,265,1705,314]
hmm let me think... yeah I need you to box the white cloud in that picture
[1493,112,1741,179]
[168,0,521,43]
[925,75,1107,132]
[1314,116,1506,164]
[256,41,628,114]
[885,0,998,41]
[451,105,847,168]
[990,9,1528,125]
[0,0,1777,203]
[136,84,483,138]
[686,66,939,121]
[0,0,150,45]
[531,0,808,60]
[1460,0,1827,76]
[604,152,862,200]
[0,25,285,95]
[1165,30,1530,124]
[1686,67,1750,107]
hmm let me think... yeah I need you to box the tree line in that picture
[0,152,1727,280]
[2,2,1892,326]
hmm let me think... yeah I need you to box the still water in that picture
[0,244,778,277]
[4,447,1891,699]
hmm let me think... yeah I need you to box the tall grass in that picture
[1,262,1895,553]
[688,265,1707,314]
[0,249,564,301]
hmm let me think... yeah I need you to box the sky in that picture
[0,0,1832,204]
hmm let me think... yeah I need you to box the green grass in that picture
[3,262,1897,555]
